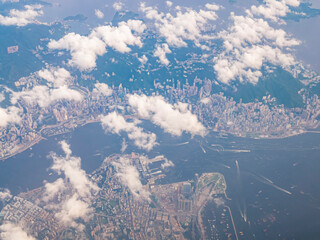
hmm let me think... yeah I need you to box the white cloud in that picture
[0,92,4,102]
[138,54,148,65]
[166,1,173,8]
[60,140,72,157]
[220,13,300,52]
[55,194,93,229]
[112,156,150,200]
[113,2,123,11]
[93,21,145,53]
[38,67,72,88]
[10,67,79,109]
[95,9,104,19]
[285,0,300,6]
[121,138,128,153]
[48,20,146,71]
[0,106,21,128]
[124,19,147,34]
[49,141,99,198]
[100,112,157,151]
[48,33,106,71]
[0,189,12,200]
[43,141,99,229]
[214,45,296,84]
[11,85,82,108]
[43,178,66,202]
[128,94,207,137]
[251,0,300,22]
[0,5,43,27]
[92,83,113,98]
[154,43,171,65]
[140,3,219,48]
[214,5,300,84]
[0,222,35,240]
[205,3,220,11]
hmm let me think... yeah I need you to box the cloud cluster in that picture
[92,21,145,52]
[214,0,301,84]
[154,43,171,65]
[11,67,82,108]
[48,20,146,71]
[42,178,65,202]
[0,106,21,128]
[95,9,104,19]
[251,0,300,22]
[11,85,82,108]
[100,112,157,151]
[92,82,113,98]
[138,54,148,65]
[113,2,123,11]
[0,189,12,201]
[112,156,150,201]
[166,1,173,8]
[49,141,99,198]
[54,194,92,229]
[0,222,35,240]
[128,94,207,137]
[37,67,72,88]
[140,3,219,48]
[0,5,43,27]
[48,33,106,71]
[42,141,99,229]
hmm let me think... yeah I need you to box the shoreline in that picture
[1,135,45,162]
[0,118,100,162]
[1,120,320,162]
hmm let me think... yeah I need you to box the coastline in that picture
[1,120,320,162]
[0,118,100,162]
[1,135,44,162]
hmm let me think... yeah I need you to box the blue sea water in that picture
[0,122,319,239]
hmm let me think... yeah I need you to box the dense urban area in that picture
[1,70,320,160]
[0,153,233,239]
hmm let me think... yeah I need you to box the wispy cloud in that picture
[42,141,99,230]
[0,222,35,240]
[100,112,157,151]
[112,156,151,201]
[0,106,21,128]
[95,9,104,19]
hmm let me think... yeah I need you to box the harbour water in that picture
[0,122,320,239]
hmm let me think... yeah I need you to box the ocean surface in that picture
[0,122,319,239]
